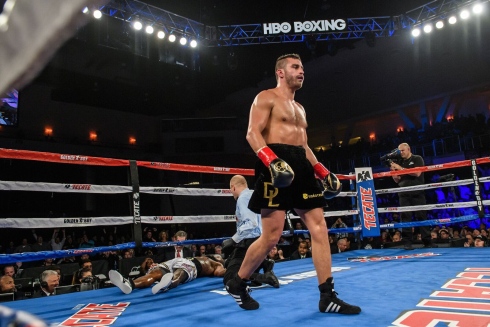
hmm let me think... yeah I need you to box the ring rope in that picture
[0,148,254,175]
[0,178,485,196]
[0,181,234,196]
[0,180,485,225]
[2,195,483,229]
[375,178,478,194]
[337,157,490,180]
[0,215,238,228]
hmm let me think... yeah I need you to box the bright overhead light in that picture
[473,4,483,14]
[93,10,102,19]
[448,16,457,24]
[423,24,432,33]
[145,25,154,34]
[411,28,421,37]
[179,37,187,45]
[435,20,444,29]
[460,9,470,19]
[190,40,197,48]
[133,21,142,30]
[168,34,176,42]
[82,7,89,14]
[157,31,165,39]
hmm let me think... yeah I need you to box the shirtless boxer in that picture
[225,53,361,314]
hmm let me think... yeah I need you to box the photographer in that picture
[332,217,348,240]
[389,143,432,249]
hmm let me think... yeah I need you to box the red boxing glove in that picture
[314,163,341,199]
[257,146,294,188]
[313,162,330,179]
[257,146,278,166]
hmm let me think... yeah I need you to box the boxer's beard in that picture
[286,73,303,90]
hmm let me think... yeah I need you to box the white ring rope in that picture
[0,181,132,193]
[378,200,490,213]
[1,177,484,196]
[0,215,238,228]
[0,181,233,196]
[0,174,487,223]
[375,178,477,194]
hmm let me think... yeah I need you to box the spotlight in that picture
[157,31,165,39]
[411,28,421,37]
[435,20,444,29]
[179,37,187,45]
[133,21,142,30]
[190,40,197,48]
[448,16,457,24]
[423,24,432,33]
[93,10,102,19]
[145,25,154,34]
[460,9,470,19]
[82,7,89,14]
[473,3,483,14]
[168,34,176,42]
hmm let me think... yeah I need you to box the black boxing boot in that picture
[226,274,259,310]
[261,258,275,273]
[250,272,280,288]
[318,277,361,314]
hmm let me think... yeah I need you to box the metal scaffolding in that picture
[98,0,487,46]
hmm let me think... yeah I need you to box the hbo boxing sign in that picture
[263,19,347,35]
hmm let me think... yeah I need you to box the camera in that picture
[380,148,401,167]
[80,276,100,291]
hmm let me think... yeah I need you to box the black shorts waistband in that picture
[190,257,203,277]
[267,144,306,157]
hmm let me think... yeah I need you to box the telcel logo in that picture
[263,19,347,35]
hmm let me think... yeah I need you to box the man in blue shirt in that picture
[222,175,279,288]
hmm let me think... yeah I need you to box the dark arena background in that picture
[1,1,490,326]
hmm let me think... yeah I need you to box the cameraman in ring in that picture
[388,143,434,249]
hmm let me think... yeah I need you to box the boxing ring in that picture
[1,147,490,327]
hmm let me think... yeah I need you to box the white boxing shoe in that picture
[151,272,173,294]
[109,270,132,294]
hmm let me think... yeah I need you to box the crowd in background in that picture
[316,114,490,165]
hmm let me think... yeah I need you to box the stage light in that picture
[157,31,165,39]
[133,21,142,30]
[168,34,176,42]
[473,3,483,14]
[44,127,53,137]
[145,25,154,34]
[129,137,136,145]
[435,20,444,29]
[93,10,102,19]
[423,24,432,33]
[448,16,457,24]
[411,28,421,37]
[89,132,97,141]
[190,39,197,48]
[179,36,187,45]
[82,7,89,14]
[460,9,470,19]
